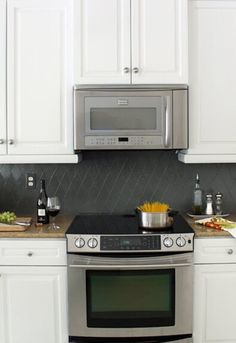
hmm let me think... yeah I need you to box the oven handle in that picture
[68,263,192,269]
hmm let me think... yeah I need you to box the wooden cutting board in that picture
[0,217,32,232]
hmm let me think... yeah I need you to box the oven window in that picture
[86,269,175,328]
[90,108,157,130]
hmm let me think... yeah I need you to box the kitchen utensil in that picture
[0,217,32,232]
[187,213,229,219]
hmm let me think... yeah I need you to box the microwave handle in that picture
[164,97,171,148]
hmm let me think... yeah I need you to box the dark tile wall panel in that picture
[0,151,236,216]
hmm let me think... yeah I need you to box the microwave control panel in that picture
[85,136,162,147]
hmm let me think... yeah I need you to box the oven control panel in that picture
[101,235,161,251]
[67,233,194,253]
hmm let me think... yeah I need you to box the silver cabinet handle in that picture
[0,139,4,144]
[132,67,139,74]
[27,251,33,257]
[123,67,130,74]
[227,249,234,255]
[8,139,14,145]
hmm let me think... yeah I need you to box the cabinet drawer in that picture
[194,238,236,264]
[0,239,67,265]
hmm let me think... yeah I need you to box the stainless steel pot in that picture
[138,211,173,229]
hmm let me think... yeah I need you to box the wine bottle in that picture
[37,179,49,224]
[192,173,203,215]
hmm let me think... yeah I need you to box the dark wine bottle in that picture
[37,179,49,224]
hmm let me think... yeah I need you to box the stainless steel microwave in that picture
[74,85,188,150]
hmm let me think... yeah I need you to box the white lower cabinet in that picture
[193,238,236,343]
[0,239,68,343]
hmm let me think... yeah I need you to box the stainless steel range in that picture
[66,214,194,343]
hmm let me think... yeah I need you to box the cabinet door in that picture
[0,266,68,343]
[75,0,130,84]
[194,264,236,343]
[7,0,74,155]
[179,0,236,163]
[0,0,6,155]
[131,0,188,84]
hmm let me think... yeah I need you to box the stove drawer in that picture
[0,239,66,265]
[194,238,236,264]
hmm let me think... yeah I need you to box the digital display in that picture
[101,235,161,250]
[118,137,129,142]
[120,237,141,246]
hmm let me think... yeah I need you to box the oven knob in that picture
[88,238,98,249]
[163,237,173,248]
[176,236,186,247]
[75,238,85,248]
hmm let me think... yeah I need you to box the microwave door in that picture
[83,95,172,149]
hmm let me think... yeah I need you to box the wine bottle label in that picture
[38,209,46,216]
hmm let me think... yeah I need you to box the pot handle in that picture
[168,210,179,217]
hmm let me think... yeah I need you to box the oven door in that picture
[68,253,193,339]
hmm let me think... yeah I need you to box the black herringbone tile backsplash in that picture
[0,151,236,216]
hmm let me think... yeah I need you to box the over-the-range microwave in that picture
[74,85,188,150]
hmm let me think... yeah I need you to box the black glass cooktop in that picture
[66,213,194,235]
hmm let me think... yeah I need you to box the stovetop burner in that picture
[66,213,194,254]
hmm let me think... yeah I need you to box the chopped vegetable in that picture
[204,221,222,230]
[197,217,236,230]
[211,217,236,229]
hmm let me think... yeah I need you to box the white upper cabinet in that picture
[0,0,6,155]
[131,0,188,84]
[179,0,236,163]
[2,0,78,163]
[75,0,188,84]
[75,0,131,84]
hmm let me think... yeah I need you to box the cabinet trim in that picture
[0,154,79,164]
[178,152,236,164]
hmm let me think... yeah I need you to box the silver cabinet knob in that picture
[8,139,14,145]
[0,139,4,144]
[227,249,234,255]
[27,251,33,257]
[123,67,130,74]
[133,67,139,74]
